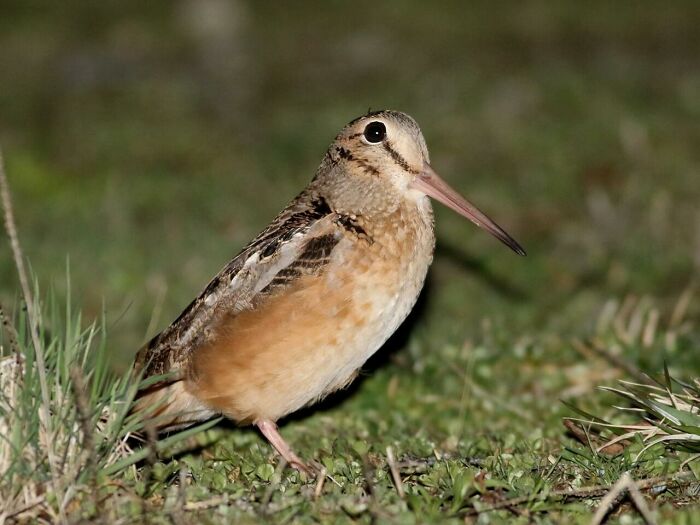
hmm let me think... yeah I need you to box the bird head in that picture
[318,110,525,256]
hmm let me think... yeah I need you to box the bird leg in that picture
[256,419,311,474]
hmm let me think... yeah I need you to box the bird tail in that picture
[130,333,217,432]
[131,379,216,432]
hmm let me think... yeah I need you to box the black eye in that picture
[363,121,386,143]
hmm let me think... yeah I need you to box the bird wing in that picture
[134,193,346,380]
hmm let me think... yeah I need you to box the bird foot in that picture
[256,419,319,478]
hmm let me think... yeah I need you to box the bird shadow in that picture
[434,238,530,302]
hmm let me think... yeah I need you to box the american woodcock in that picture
[134,110,525,473]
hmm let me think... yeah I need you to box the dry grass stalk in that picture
[0,148,65,519]
[469,471,693,515]
[386,446,405,499]
[313,467,327,499]
[589,472,656,525]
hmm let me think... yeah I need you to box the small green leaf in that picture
[255,463,275,481]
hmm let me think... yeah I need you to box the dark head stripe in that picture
[383,141,419,174]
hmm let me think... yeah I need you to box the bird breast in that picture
[188,197,435,423]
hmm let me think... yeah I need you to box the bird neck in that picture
[310,160,403,218]
[361,194,435,246]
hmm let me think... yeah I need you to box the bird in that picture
[132,110,525,474]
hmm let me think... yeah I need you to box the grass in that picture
[1,1,700,522]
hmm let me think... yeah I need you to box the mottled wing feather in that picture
[260,233,338,294]
[135,193,342,380]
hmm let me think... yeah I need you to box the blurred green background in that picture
[2,1,698,361]
[2,1,700,521]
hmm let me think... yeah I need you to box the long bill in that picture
[410,162,526,256]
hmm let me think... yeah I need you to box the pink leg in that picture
[256,419,311,474]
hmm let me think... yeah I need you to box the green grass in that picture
[1,1,700,522]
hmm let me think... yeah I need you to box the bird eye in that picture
[362,121,386,144]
